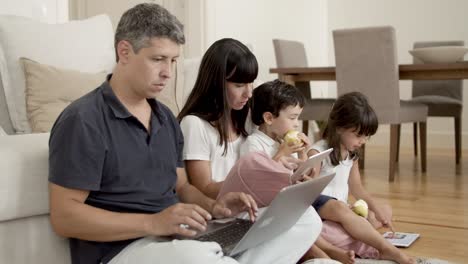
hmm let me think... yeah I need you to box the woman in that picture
[178,38,257,199]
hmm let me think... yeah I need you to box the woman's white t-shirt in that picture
[311,140,354,202]
[180,115,245,182]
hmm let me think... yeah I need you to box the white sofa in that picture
[0,132,71,263]
[0,13,115,264]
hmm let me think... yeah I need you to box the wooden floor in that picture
[361,146,467,263]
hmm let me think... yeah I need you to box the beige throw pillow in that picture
[0,14,115,133]
[21,58,107,132]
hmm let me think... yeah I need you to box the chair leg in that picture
[389,124,399,182]
[419,122,427,172]
[358,144,365,170]
[455,117,462,164]
[302,120,309,135]
[413,122,418,157]
[396,124,401,162]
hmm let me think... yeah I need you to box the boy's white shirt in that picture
[240,128,279,157]
[240,128,299,161]
[311,140,353,202]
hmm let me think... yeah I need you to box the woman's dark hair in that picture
[251,79,305,126]
[322,92,378,166]
[177,38,258,154]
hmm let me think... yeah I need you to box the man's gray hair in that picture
[115,3,185,57]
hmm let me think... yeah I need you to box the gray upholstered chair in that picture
[407,41,464,164]
[273,39,335,135]
[333,26,428,181]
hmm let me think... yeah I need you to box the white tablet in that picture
[290,148,333,182]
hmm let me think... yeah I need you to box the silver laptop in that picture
[184,172,335,257]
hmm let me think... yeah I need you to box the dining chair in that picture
[406,40,464,164]
[272,39,335,136]
[333,26,428,181]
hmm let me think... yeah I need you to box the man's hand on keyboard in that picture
[212,192,258,222]
[148,203,211,237]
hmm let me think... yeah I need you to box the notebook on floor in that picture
[179,173,335,257]
[383,232,420,247]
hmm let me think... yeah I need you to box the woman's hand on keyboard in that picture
[213,192,258,222]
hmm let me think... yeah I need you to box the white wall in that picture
[0,0,68,22]
[327,0,468,148]
[69,0,165,28]
[204,0,329,98]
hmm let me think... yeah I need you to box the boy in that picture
[241,79,309,164]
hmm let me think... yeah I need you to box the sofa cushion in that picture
[0,133,50,221]
[0,14,115,133]
[21,58,107,133]
[0,80,13,135]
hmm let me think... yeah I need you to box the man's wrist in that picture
[141,213,156,236]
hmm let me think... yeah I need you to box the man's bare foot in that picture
[380,246,415,264]
[325,248,355,264]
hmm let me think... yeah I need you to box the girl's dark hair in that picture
[251,79,305,126]
[322,92,378,166]
[177,38,258,155]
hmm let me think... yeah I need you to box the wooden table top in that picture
[270,61,468,81]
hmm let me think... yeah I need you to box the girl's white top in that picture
[311,140,354,202]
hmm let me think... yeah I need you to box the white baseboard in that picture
[366,126,468,149]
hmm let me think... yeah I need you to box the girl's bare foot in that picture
[380,246,415,264]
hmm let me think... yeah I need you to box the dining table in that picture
[270,61,468,84]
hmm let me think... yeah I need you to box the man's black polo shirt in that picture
[49,78,183,263]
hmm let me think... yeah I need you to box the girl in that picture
[177,38,321,264]
[309,92,414,264]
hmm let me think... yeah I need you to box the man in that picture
[49,3,320,264]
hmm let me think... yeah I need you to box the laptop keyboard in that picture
[196,219,253,251]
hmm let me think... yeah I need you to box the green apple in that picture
[284,130,301,145]
[352,199,369,218]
